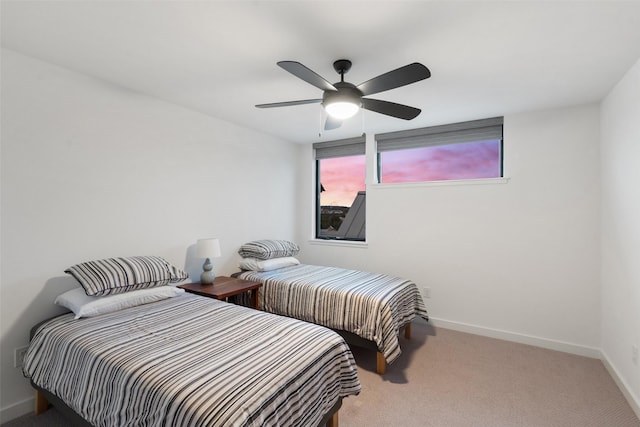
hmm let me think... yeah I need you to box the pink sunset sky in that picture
[320,140,500,207]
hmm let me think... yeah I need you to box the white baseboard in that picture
[600,350,640,421]
[0,396,34,424]
[428,317,601,358]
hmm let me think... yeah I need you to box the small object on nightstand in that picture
[197,238,221,284]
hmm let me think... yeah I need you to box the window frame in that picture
[375,117,504,184]
[313,135,367,242]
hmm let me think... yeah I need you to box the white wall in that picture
[0,49,300,421]
[600,57,640,411]
[297,104,602,355]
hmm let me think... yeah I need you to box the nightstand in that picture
[179,276,262,309]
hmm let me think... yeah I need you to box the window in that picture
[376,117,503,183]
[313,136,366,241]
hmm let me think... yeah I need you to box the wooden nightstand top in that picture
[179,276,262,302]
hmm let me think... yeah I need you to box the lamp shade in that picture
[197,238,221,259]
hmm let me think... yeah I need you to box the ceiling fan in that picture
[256,59,431,130]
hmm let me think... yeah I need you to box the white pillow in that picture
[239,256,300,272]
[55,286,185,319]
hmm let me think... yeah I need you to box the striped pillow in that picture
[65,256,189,296]
[238,240,300,260]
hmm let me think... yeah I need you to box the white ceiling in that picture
[2,1,640,144]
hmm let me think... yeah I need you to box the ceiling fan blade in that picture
[361,98,421,120]
[324,116,342,130]
[357,63,431,96]
[255,99,322,108]
[277,61,337,92]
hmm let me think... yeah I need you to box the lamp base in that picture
[201,258,215,284]
[200,271,216,284]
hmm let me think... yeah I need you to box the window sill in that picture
[371,177,510,189]
[308,239,368,249]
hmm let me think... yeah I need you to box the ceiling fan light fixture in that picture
[325,100,360,119]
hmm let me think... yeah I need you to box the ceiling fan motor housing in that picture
[322,82,362,107]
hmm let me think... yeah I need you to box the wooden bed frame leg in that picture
[34,389,49,415]
[376,352,386,375]
[326,410,339,427]
[404,322,412,339]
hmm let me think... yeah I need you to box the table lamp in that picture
[197,238,221,284]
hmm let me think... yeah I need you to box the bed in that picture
[234,252,429,375]
[23,293,361,427]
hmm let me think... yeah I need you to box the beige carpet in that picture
[4,321,639,427]
[340,321,640,427]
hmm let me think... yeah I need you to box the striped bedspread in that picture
[238,264,429,364]
[23,293,361,427]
